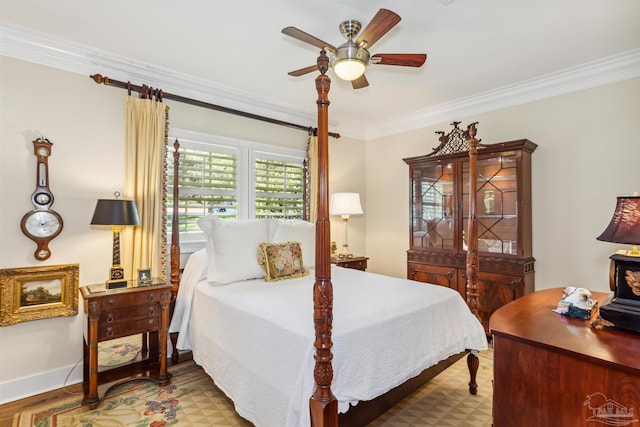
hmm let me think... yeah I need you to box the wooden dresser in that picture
[490,288,640,427]
[81,281,172,408]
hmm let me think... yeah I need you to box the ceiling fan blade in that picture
[355,9,401,49]
[288,65,319,77]
[371,53,427,67]
[282,26,336,50]
[351,74,369,90]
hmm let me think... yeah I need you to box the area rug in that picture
[369,350,493,427]
[97,335,143,367]
[13,361,251,427]
[14,351,493,427]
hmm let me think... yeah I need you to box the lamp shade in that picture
[596,196,640,244]
[330,192,364,216]
[334,58,366,81]
[91,199,140,226]
[332,44,369,81]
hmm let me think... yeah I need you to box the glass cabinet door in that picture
[462,154,518,255]
[411,162,455,250]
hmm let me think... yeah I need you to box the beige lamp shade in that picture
[330,192,364,218]
[330,192,363,258]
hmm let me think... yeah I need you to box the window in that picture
[166,129,306,249]
[254,151,305,219]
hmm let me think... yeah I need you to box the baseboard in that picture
[0,352,192,405]
[0,361,83,405]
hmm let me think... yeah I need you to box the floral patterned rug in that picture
[12,360,251,427]
[97,335,143,367]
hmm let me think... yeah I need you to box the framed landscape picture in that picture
[0,264,79,326]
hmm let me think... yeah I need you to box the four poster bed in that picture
[167,51,488,426]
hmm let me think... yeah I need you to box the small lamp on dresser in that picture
[596,193,640,333]
[91,191,140,288]
[330,192,363,258]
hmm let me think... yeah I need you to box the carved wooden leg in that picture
[170,332,179,364]
[84,316,100,408]
[158,300,170,384]
[467,350,479,395]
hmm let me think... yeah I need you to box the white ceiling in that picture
[1,0,639,139]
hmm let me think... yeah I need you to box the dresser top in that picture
[80,280,170,298]
[490,287,640,374]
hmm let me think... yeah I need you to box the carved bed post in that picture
[465,122,480,318]
[309,49,339,427]
[465,123,480,395]
[169,139,181,364]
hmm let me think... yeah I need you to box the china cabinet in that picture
[403,123,537,333]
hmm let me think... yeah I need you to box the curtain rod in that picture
[90,74,340,139]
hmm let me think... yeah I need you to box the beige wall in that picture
[2,53,638,403]
[365,78,640,294]
[0,56,365,402]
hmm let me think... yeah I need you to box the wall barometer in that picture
[20,138,63,261]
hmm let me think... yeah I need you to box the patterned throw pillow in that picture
[258,241,309,282]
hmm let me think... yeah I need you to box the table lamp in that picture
[330,192,363,258]
[596,194,640,333]
[91,192,140,288]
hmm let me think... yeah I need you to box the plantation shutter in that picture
[254,156,305,219]
[166,142,238,238]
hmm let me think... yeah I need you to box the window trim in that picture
[167,128,306,252]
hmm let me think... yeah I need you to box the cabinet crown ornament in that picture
[429,122,484,157]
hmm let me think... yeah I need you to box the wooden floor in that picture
[0,382,84,426]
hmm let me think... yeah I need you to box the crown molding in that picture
[367,49,640,139]
[0,23,317,131]
[2,23,638,141]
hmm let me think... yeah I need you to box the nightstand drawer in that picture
[331,256,369,271]
[342,259,367,271]
[101,304,159,324]
[99,316,160,341]
[100,289,164,310]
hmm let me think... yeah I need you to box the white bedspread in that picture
[170,258,487,427]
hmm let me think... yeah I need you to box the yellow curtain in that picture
[306,135,318,223]
[123,96,169,281]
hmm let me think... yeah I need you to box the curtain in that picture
[123,96,169,281]
[306,135,318,224]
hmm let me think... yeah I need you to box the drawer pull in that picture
[106,313,114,323]
[148,319,154,325]
[106,327,113,337]
[107,298,115,308]
[148,293,154,302]
[148,307,155,316]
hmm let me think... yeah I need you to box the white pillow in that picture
[182,248,208,283]
[197,216,270,284]
[270,219,316,268]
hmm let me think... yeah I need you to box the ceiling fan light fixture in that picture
[332,44,369,81]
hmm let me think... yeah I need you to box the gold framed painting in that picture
[0,264,79,326]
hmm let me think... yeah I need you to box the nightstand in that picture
[331,256,369,271]
[80,280,172,408]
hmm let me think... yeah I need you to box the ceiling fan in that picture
[282,8,427,90]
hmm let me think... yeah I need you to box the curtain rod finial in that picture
[90,74,109,85]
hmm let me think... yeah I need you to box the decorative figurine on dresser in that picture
[403,122,537,333]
